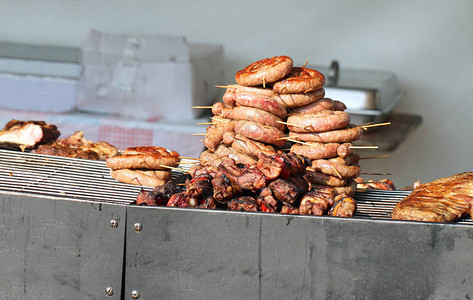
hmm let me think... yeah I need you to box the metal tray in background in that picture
[313,61,406,124]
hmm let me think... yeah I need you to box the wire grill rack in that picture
[0,149,471,224]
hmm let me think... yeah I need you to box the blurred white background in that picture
[0,0,472,187]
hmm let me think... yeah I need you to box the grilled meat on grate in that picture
[0,119,60,150]
[392,172,473,222]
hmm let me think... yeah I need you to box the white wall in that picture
[1,0,472,187]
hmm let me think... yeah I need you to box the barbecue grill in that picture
[0,149,472,299]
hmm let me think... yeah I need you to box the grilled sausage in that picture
[212,102,233,119]
[106,147,180,170]
[291,98,342,114]
[214,143,257,165]
[203,119,235,152]
[311,158,361,179]
[274,89,325,108]
[231,134,277,158]
[110,169,167,187]
[234,92,287,119]
[230,106,286,131]
[290,142,341,160]
[234,120,286,148]
[273,67,325,94]
[235,56,293,86]
[286,110,350,133]
[288,125,363,143]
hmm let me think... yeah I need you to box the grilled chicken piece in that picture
[392,172,473,222]
[299,187,335,215]
[0,119,60,150]
[329,194,357,217]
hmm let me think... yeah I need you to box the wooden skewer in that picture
[192,106,213,109]
[276,120,306,129]
[359,122,374,127]
[360,172,391,176]
[360,122,391,130]
[286,138,313,147]
[215,85,232,89]
[302,60,309,68]
[350,145,379,149]
[179,156,200,160]
[197,122,213,125]
[178,161,199,164]
[359,155,389,160]
[191,133,207,136]
[159,165,190,173]
[277,135,296,140]
[331,165,343,179]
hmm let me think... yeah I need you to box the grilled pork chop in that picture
[0,119,60,150]
[392,172,473,222]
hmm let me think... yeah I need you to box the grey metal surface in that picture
[0,192,126,299]
[126,206,473,300]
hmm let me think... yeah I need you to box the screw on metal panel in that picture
[105,287,114,296]
[131,290,140,299]
[134,223,143,233]
[110,219,118,228]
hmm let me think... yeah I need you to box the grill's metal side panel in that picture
[125,206,262,299]
[0,193,126,300]
[125,207,473,300]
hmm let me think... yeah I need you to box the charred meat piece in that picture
[269,178,304,206]
[257,152,310,180]
[197,196,218,209]
[186,173,213,199]
[227,196,259,212]
[135,181,181,206]
[329,194,357,217]
[211,172,239,204]
[218,159,266,191]
[35,131,118,160]
[153,181,182,200]
[136,190,161,206]
[280,205,299,215]
[0,119,60,150]
[299,187,336,215]
[257,187,279,212]
[167,192,190,208]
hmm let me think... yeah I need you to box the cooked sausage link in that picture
[234,92,287,119]
[272,67,325,94]
[290,142,341,160]
[311,159,361,179]
[234,120,286,148]
[286,110,350,133]
[235,56,293,86]
[274,89,325,108]
[230,106,286,131]
[289,125,363,143]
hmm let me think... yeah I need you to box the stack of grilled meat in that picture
[137,56,361,217]
[137,152,357,217]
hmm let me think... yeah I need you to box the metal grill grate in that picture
[0,149,179,205]
[0,149,472,224]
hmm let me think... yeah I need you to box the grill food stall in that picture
[0,149,472,299]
